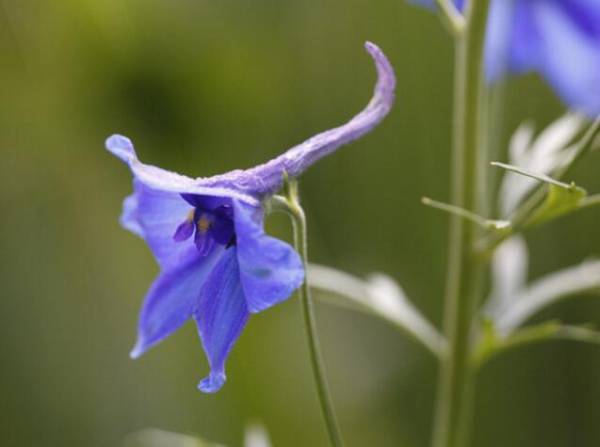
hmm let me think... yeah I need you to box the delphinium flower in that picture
[107,42,396,393]
[411,0,600,116]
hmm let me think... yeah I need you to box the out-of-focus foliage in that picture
[2,1,600,447]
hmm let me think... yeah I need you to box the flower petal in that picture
[532,0,600,116]
[507,1,543,74]
[194,248,249,393]
[130,246,225,358]
[484,0,519,81]
[120,193,145,238]
[124,180,196,267]
[106,135,259,205]
[203,42,396,197]
[233,200,304,313]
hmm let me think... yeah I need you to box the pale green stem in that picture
[431,1,492,446]
[491,161,576,190]
[280,185,345,447]
[435,0,466,34]
[422,197,509,230]
[423,197,491,228]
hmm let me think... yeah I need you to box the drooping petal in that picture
[130,245,225,358]
[120,193,145,238]
[106,135,259,205]
[202,42,396,197]
[126,180,196,268]
[233,200,304,313]
[194,248,249,393]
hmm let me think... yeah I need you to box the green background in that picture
[2,1,600,446]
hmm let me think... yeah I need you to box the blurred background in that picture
[2,1,600,446]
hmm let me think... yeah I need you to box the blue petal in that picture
[125,180,196,268]
[130,246,225,358]
[202,42,396,197]
[506,1,542,74]
[562,0,600,37]
[120,193,145,238]
[194,248,249,393]
[485,0,519,81]
[533,0,600,116]
[233,200,304,314]
[106,135,259,206]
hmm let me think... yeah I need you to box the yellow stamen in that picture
[197,215,211,233]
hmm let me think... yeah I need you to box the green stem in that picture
[431,1,492,447]
[434,0,466,34]
[283,184,345,447]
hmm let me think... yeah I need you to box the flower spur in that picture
[106,42,396,393]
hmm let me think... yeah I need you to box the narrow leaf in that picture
[308,264,446,357]
[495,260,600,334]
[422,196,510,231]
[474,321,600,368]
[485,236,529,317]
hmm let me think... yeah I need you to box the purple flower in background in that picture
[412,0,600,116]
[106,42,396,393]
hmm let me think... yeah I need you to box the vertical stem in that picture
[432,1,492,447]
[285,184,345,447]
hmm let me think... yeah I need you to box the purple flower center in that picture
[173,195,236,256]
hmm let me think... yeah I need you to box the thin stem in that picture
[423,197,491,228]
[283,184,345,447]
[435,0,466,34]
[422,197,509,230]
[431,1,492,446]
[491,161,576,190]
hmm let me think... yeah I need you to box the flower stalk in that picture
[434,0,466,34]
[431,1,492,446]
[274,180,345,447]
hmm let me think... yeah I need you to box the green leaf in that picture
[473,321,600,368]
[494,259,600,333]
[525,183,587,228]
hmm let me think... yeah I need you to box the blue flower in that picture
[411,0,600,116]
[106,42,396,393]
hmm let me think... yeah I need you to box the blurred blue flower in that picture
[412,0,600,116]
[106,42,396,393]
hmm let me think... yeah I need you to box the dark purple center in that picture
[173,194,236,256]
